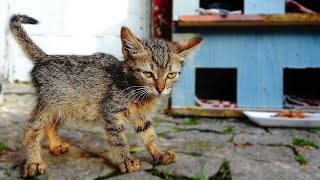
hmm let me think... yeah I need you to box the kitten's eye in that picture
[143,71,153,78]
[167,72,177,79]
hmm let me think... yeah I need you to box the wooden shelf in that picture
[177,14,320,27]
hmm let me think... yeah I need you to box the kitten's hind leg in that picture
[21,110,48,177]
[44,122,69,155]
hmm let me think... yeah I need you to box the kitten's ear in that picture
[173,37,203,59]
[120,26,146,59]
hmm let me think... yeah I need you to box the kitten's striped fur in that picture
[10,14,202,177]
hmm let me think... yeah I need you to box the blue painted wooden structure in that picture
[244,0,285,14]
[172,28,320,108]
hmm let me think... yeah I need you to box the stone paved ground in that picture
[1,84,320,180]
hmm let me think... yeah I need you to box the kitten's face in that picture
[121,27,202,97]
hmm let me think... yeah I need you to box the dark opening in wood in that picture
[284,68,320,99]
[196,68,237,102]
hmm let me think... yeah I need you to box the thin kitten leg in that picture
[104,115,141,173]
[21,111,47,177]
[133,118,176,165]
[44,122,69,155]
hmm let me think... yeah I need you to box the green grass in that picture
[193,165,206,180]
[210,160,232,180]
[292,134,317,147]
[163,171,173,180]
[4,169,12,177]
[223,125,236,134]
[146,170,177,180]
[295,154,308,165]
[183,117,200,126]
[226,137,234,143]
[172,127,185,132]
[0,143,6,151]
[309,128,320,137]
[154,121,161,128]
[129,146,145,153]
[157,132,170,138]
[184,152,203,157]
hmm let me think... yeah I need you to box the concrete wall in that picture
[0,0,150,82]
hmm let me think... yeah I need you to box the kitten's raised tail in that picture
[10,14,46,62]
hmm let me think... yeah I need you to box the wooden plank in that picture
[169,106,320,118]
[178,14,320,27]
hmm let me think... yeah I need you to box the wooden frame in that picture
[177,14,320,28]
[168,106,320,117]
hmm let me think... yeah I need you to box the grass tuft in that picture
[0,143,6,151]
[209,159,232,180]
[223,126,236,134]
[295,154,308,165]
[292,134,317,147]
[183,117,200,126]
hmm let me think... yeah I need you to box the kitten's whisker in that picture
[126,90,146,105]
[141,91,149,104]
[136,90,147,103]
[118,87,144,102]
[139,90,148,103]
[117,86,143,97]
[119,88,145,106]
[117,86,144,99]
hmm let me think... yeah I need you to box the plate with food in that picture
[243,110,320,127]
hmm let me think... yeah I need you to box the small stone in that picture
[305,149,320,168]
[234,145,297,164]
[154,153,222,179]
[231,159,319,180]
[234,134,292,146]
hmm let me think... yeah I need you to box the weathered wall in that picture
[1,0,150,82]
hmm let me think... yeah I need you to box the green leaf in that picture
[0,143,6,151]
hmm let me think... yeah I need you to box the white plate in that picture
[243,111,320,127]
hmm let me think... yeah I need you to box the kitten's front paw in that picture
[118,159,141,173]
[22,161,47,177]
[50,143,69,155]
[157,150,176,165]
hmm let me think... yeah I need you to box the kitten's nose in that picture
[155,80,165,94]
[156,87,164,94]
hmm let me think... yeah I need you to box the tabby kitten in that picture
[10,14,202,177]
